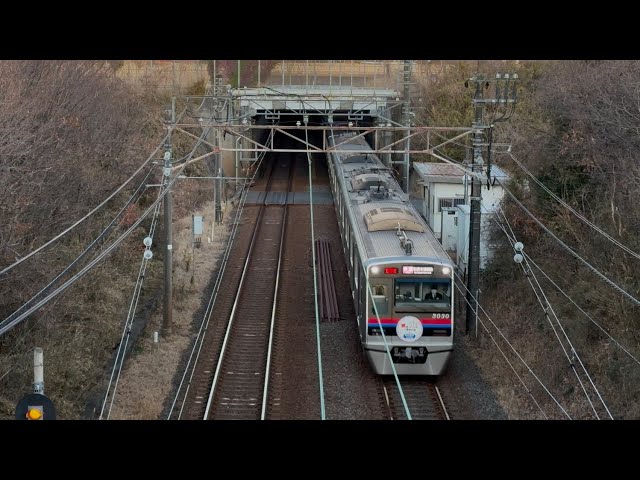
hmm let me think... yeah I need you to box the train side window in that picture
[371,285,389,315]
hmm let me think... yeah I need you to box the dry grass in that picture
[108,199,231,420]
[462,254,638,420]
[116,60,209,94]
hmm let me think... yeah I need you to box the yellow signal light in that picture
[26,406,43,420]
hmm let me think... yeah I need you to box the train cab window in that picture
[370,285,389,316]
[394,279,451,312]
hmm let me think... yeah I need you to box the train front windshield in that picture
[394,278,451,313]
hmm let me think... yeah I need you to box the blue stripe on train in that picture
[368,324,451,328]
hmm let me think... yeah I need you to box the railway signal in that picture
[16,393,56,420]
[15,348,57,420]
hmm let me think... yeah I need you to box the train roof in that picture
[329,132,452,263]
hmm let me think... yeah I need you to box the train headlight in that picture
[370,266,381,275]
[442,266,451,275]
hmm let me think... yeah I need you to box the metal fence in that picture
[115,60,454,95]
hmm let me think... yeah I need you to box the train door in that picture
[367,278,391,340]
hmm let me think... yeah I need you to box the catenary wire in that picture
[504,151,640,262]
[0,106,188,277]
[453,269,572,419]
[0,131,215,337]
[493,207,601,418]
[495,178,640,307]
[493,206,614,419]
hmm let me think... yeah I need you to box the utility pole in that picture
[402,60,412,193]
[392,60,413,192]
[162,97,175,336]
[214,129,223,225]
[212,75,225,225]
[465,72,518,334]
[465,74,485,335]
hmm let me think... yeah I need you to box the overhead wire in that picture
[328,123,413,420]
[1,165,155,330]
[454,194,569,417]
[523,251,640,367]
[100,187,164,420]
[523,254,613,419]
[452,281,549,419]
[504,151,640,262]
[0,164,157,385]
[264,88,584,418]
[453,269,572,419]
[0,132,216,337]
[0,105,188,277]
[168,126,277,419]
[444,179,549,418]
[493,205,614,418]
[0,176,152,386]
[100,111,216,419]
[495,177,640,307]
[493,207,602,419]
[264,88,334,419]
[302,101,327,420]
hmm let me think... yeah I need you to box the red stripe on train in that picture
[367,317,452,325]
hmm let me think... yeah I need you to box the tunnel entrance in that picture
[250,112,377,178]
[241,113,372,206]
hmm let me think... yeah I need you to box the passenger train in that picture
[326,131,454,375]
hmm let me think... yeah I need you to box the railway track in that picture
[206,155,294,419]
[380,377,450,420]
[174,149,295,420]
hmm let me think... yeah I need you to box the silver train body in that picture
[327,131,454,375]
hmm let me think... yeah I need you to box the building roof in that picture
[413,162,510,185]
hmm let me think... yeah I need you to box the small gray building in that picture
[411,162,510,272]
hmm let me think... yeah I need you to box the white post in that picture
[33,347,44,394]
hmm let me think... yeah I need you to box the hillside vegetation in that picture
[0,61,164,418]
